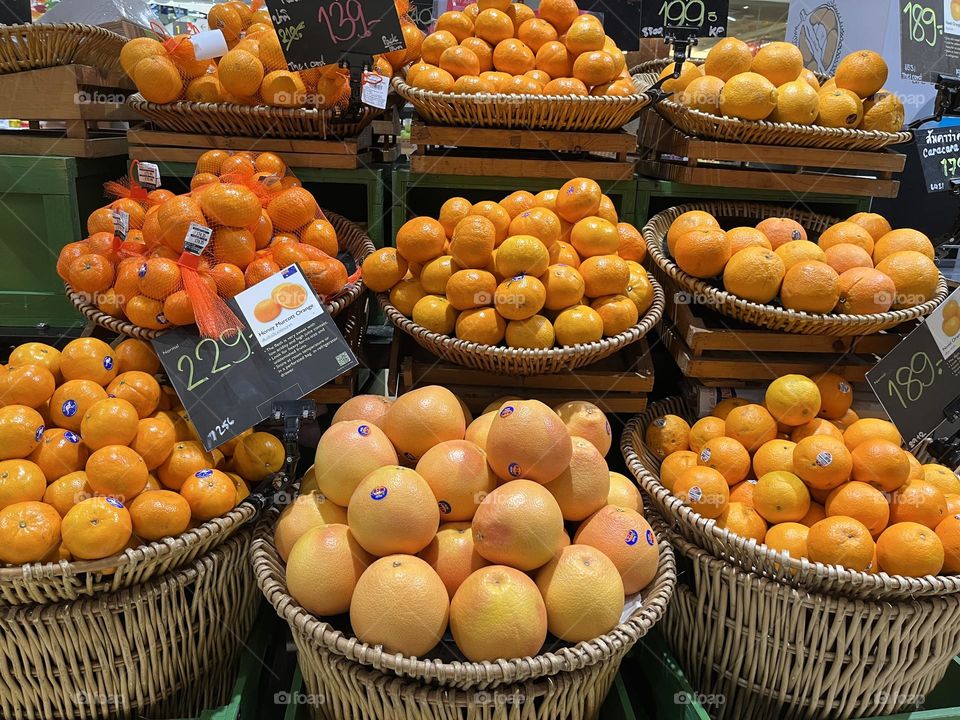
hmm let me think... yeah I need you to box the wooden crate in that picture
[392,333,652,415]
[128,124,380,169]
[636,111,904,199]
[410,120,637,180]
[0,65,137,157]
[370,107,402,163]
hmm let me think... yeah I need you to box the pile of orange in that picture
[0,338,282,566]
[120,0,425,108]
[667,209,940,314]
[58,150,348,330]
[278,387,659,660]
[646,373,960,577]
[407,0,635,97]
[667,40,903,131]
[363,178,654,348]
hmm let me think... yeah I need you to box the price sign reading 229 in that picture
[174,330,253,392]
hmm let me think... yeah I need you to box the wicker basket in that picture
[377,276,664,375]
[252,512,675,719]
[650,511,960,720]
[0,23,126,75]
[0,530,257,720]
[644,201,948,336]
[632,61,912,151]
[621,396,960,602]
[66,210,376,339]
[0,500,255,606]
[127,93,383,139]
[392,75,651,131]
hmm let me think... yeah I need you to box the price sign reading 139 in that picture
[640,0,728,38]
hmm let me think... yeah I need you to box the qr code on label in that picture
[336,352,350,367]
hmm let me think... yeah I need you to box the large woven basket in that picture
[644,201,948,336]
[377,276,664,375]
[650,511,960,720]
[65,210,376,340]
[0,23,126,74]
[128,94,382,139]
[632,60,912,151]
[392,75,651,131]
[252,512,675,719]
[0,530,257,720]
[621,396,960,602]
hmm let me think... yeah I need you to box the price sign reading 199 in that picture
[903,1,942,47]
[658,0,717,28]
[884,350,945,409]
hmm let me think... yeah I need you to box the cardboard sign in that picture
[867,287,960,449]
[916,125,960,193]
[152,264,358,450]
[900,0,960,83]
[265,0,406,72]
[639,0,729,38]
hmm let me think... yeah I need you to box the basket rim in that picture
[643,200,948,329]
[0,502,256,585]
[0,21,126,40]
[376,274,665,363]
[392,74,653,108]
[251,512,676,685]
[621,396,960,598]
[633,71,913,147]
[127,93,380,122]
[65,209,374,339]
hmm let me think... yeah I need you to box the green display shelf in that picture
[391,165,640,245]
[152,162,389,246]
[0,153,127,332]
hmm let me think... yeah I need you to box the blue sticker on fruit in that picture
[105,497,124,509]
[646,529,655,546]
[103,356,114,370]
[370,486,388,500]
[195,468,213,478]
[137,263,147,278]
[358,424,371,436]
[64,430,80,443]
[500,405,515,418]
[438,500,451,514]
[61,399,77,417]
[508,462,521,477]
[35,425,44,442]
[625,529,639,546]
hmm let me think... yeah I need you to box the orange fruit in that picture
[133,54,183,103]
[645,415,691,459]
[667,211,722,256]
[850,438,910,492]
[49,379,108,432]
[889,479,947,529]
[818,88,864,128]
[273,490,348,561]
[753,439,796,477]
[819,221,875,255]
[43,471,93,517]
[0,404,44,460]
[545,436,609,521]
[674,227,731,279]
[0,458,45,510]
[419,522,490,600]
[0,500,61,564]
[673,466,730,518]
[660,450,698,493]
[492,38,535,75]
[129,417,176,471]
[838,265,895,315]
[936,515,960,573]
[719,72,777,120]
[231,431,284,483]
[85,444,148,501]
[157,441,214,490]
[137,257,182,301]
[590,294,638,336]
[716,501,768,541]
[726,226,773,255]
[799,502,827,527]
[573,50,618,86]
[106,371,161,419]
[722,245,785,304]
[792,435,852,491]
[679,74,725,114]
[180,468,237,521]
[575,505,659,592]
[861,90,905,132]
[8,342,62,382]
[607,471,641,512]
[445,269,496,311]
[472,478,564,569]
[61,337,117,387]
[416,440,496,522]
[518,18,558,53]
[473,8,513,45]
[826,481,890,537]
[285,523,371,616]
[436,10,475,42]
[775,240,826,270]
[657,61,702,94]
[0,363,55,409]
[412,295,458,334]
[705,37,754,81]
[128,489,191,541]
[806,515,874,570]
[80,397,139,451]
[814,372,853,420]
[688,417,727,455]
[451,214,497,269]
[396,216,447,265]
[456,307,507,345]
[698,436,751,486]
[843,418,902,451]
[765,521,809,560]
[751,41,803,86]
[555,178,602,224]
[499,190,537,220]
[923,464,960,495]
[28,429,88,481]
[753,470,810,523]
[877,521,944,576]
[780,260,840,314]
[613,222,645,263]
[755,218,807,250]
[61,496,131,560]
[835,49,887,99]
[847,212,892,242]
[538,0,578,31]
[765,374,822,426]
[724,403,778,453]
[509,207,562,248]
[361,247,408,293]
[113,339,159,375]
[711,397,750,420]
[875,250,940,309]
[873,229,934,264]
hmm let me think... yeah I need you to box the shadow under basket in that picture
[0,530,258,720]
[252,512,676,720]
[648,512,960,720]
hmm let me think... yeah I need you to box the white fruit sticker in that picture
[700,448,712,462]
[816,451,833,467]
[688,485,703,502]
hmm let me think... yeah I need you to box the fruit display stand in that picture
[621,399,960,720]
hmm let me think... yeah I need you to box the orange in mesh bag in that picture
[121,24,216,104]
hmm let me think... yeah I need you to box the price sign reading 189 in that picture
[902,1,942,47]
[639,0,728,38]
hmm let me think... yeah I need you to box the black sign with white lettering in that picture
[916,126,960,193]
[900,0,960,83]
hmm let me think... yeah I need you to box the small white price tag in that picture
[183,222,213,255]
[190,29,228,60]
[137,161,160,189]
[361,71,389,109]
[112,209,129,240]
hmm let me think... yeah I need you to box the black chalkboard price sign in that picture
[265,0,407,71]
[639,0,729,39]
[900,0,960,83]
[867,287,960,450]
[916,126,960,193]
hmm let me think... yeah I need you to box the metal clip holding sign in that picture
[241,399,318,519]
[647,25,701,105]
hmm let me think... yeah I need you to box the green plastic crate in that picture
[0,153,127,332]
